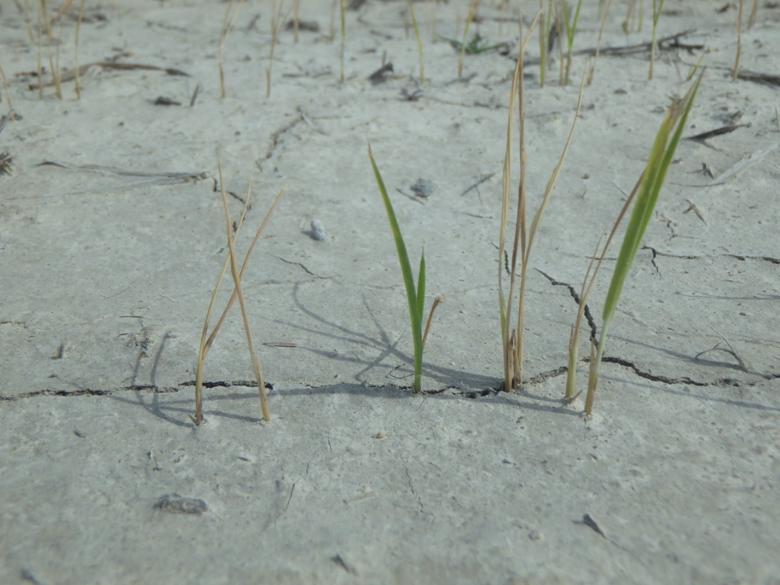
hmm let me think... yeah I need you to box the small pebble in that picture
[154,493,207,515]
[410,178,434,198]
[310,219,328,241]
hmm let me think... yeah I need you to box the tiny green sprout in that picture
[438,33,505,55]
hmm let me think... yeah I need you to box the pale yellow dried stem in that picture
[218,161,269,422]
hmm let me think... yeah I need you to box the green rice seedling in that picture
[458,0,479,77]
[648,0,664,80]
[538,0,553,87]
[218,0,245,98]
[368,146,443,393]
[686,53,704,81]
[587,0,612,85]
[408,0,424,83]
[560,0,584,85]
[564,178,642,399]
[733,0,744,80]
[583,73,702,414]
[193,163,286,425]
[439,32,504,55]
[498,13,584,391]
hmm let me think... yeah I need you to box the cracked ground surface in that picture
[1,0,779,583]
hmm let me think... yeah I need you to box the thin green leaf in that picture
[417,251,426,326]
[368,145,424,392]
[602,75,701,324]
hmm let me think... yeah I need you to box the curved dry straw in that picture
[193,161,286,425]
[499,13,584,391]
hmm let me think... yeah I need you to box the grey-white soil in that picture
[1,0,779,583]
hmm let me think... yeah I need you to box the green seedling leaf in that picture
[417,251,426,327]
[439,33,504,54]
[368,145,424,393]
[585,72,702,414]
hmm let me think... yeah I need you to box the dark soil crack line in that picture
[9,367,776,403]
[272,255,321,277]
[601,356,708,386]
[536,269,598,342]
[262,109,304,161]
[642,245,661,276]
[727,254,780,265]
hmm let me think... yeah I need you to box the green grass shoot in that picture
[649,0,665,80]
[408,0,424,83]
[458,0,479,77]
[584,72,703,414]
[560,0,584,85]
[368,145,443,393]
[564,177,642,399]
[193,162,286,425]
[439,32,504,55]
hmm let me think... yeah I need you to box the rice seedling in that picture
[0,63,11,112]
[267,0,290,97]
[748,0,758,29]
[648,0,665,80]
[587,0,612,85]
[35,3,44,99]
[733,0,744,80]
[292,0,300,42]
[38,0,52,41]
[408,0,424,83]
[621,0,642,33]
[564,179,642,399]
[74,0,85,99]
[218,0,245,98]
[498,13,584,391]
[192,161,286,425]
[458,0,479,77]
[439,32,504,55]
[582,72,702,414]
[538,0,553,87]
[560,0,584,85]
[368,145,443,393]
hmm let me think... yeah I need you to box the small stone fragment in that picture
[310,219,328,241]
[410,178,434,198]
[154,493,207,515]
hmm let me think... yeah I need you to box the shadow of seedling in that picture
[113,378,580,428]
[279,281,497,391]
